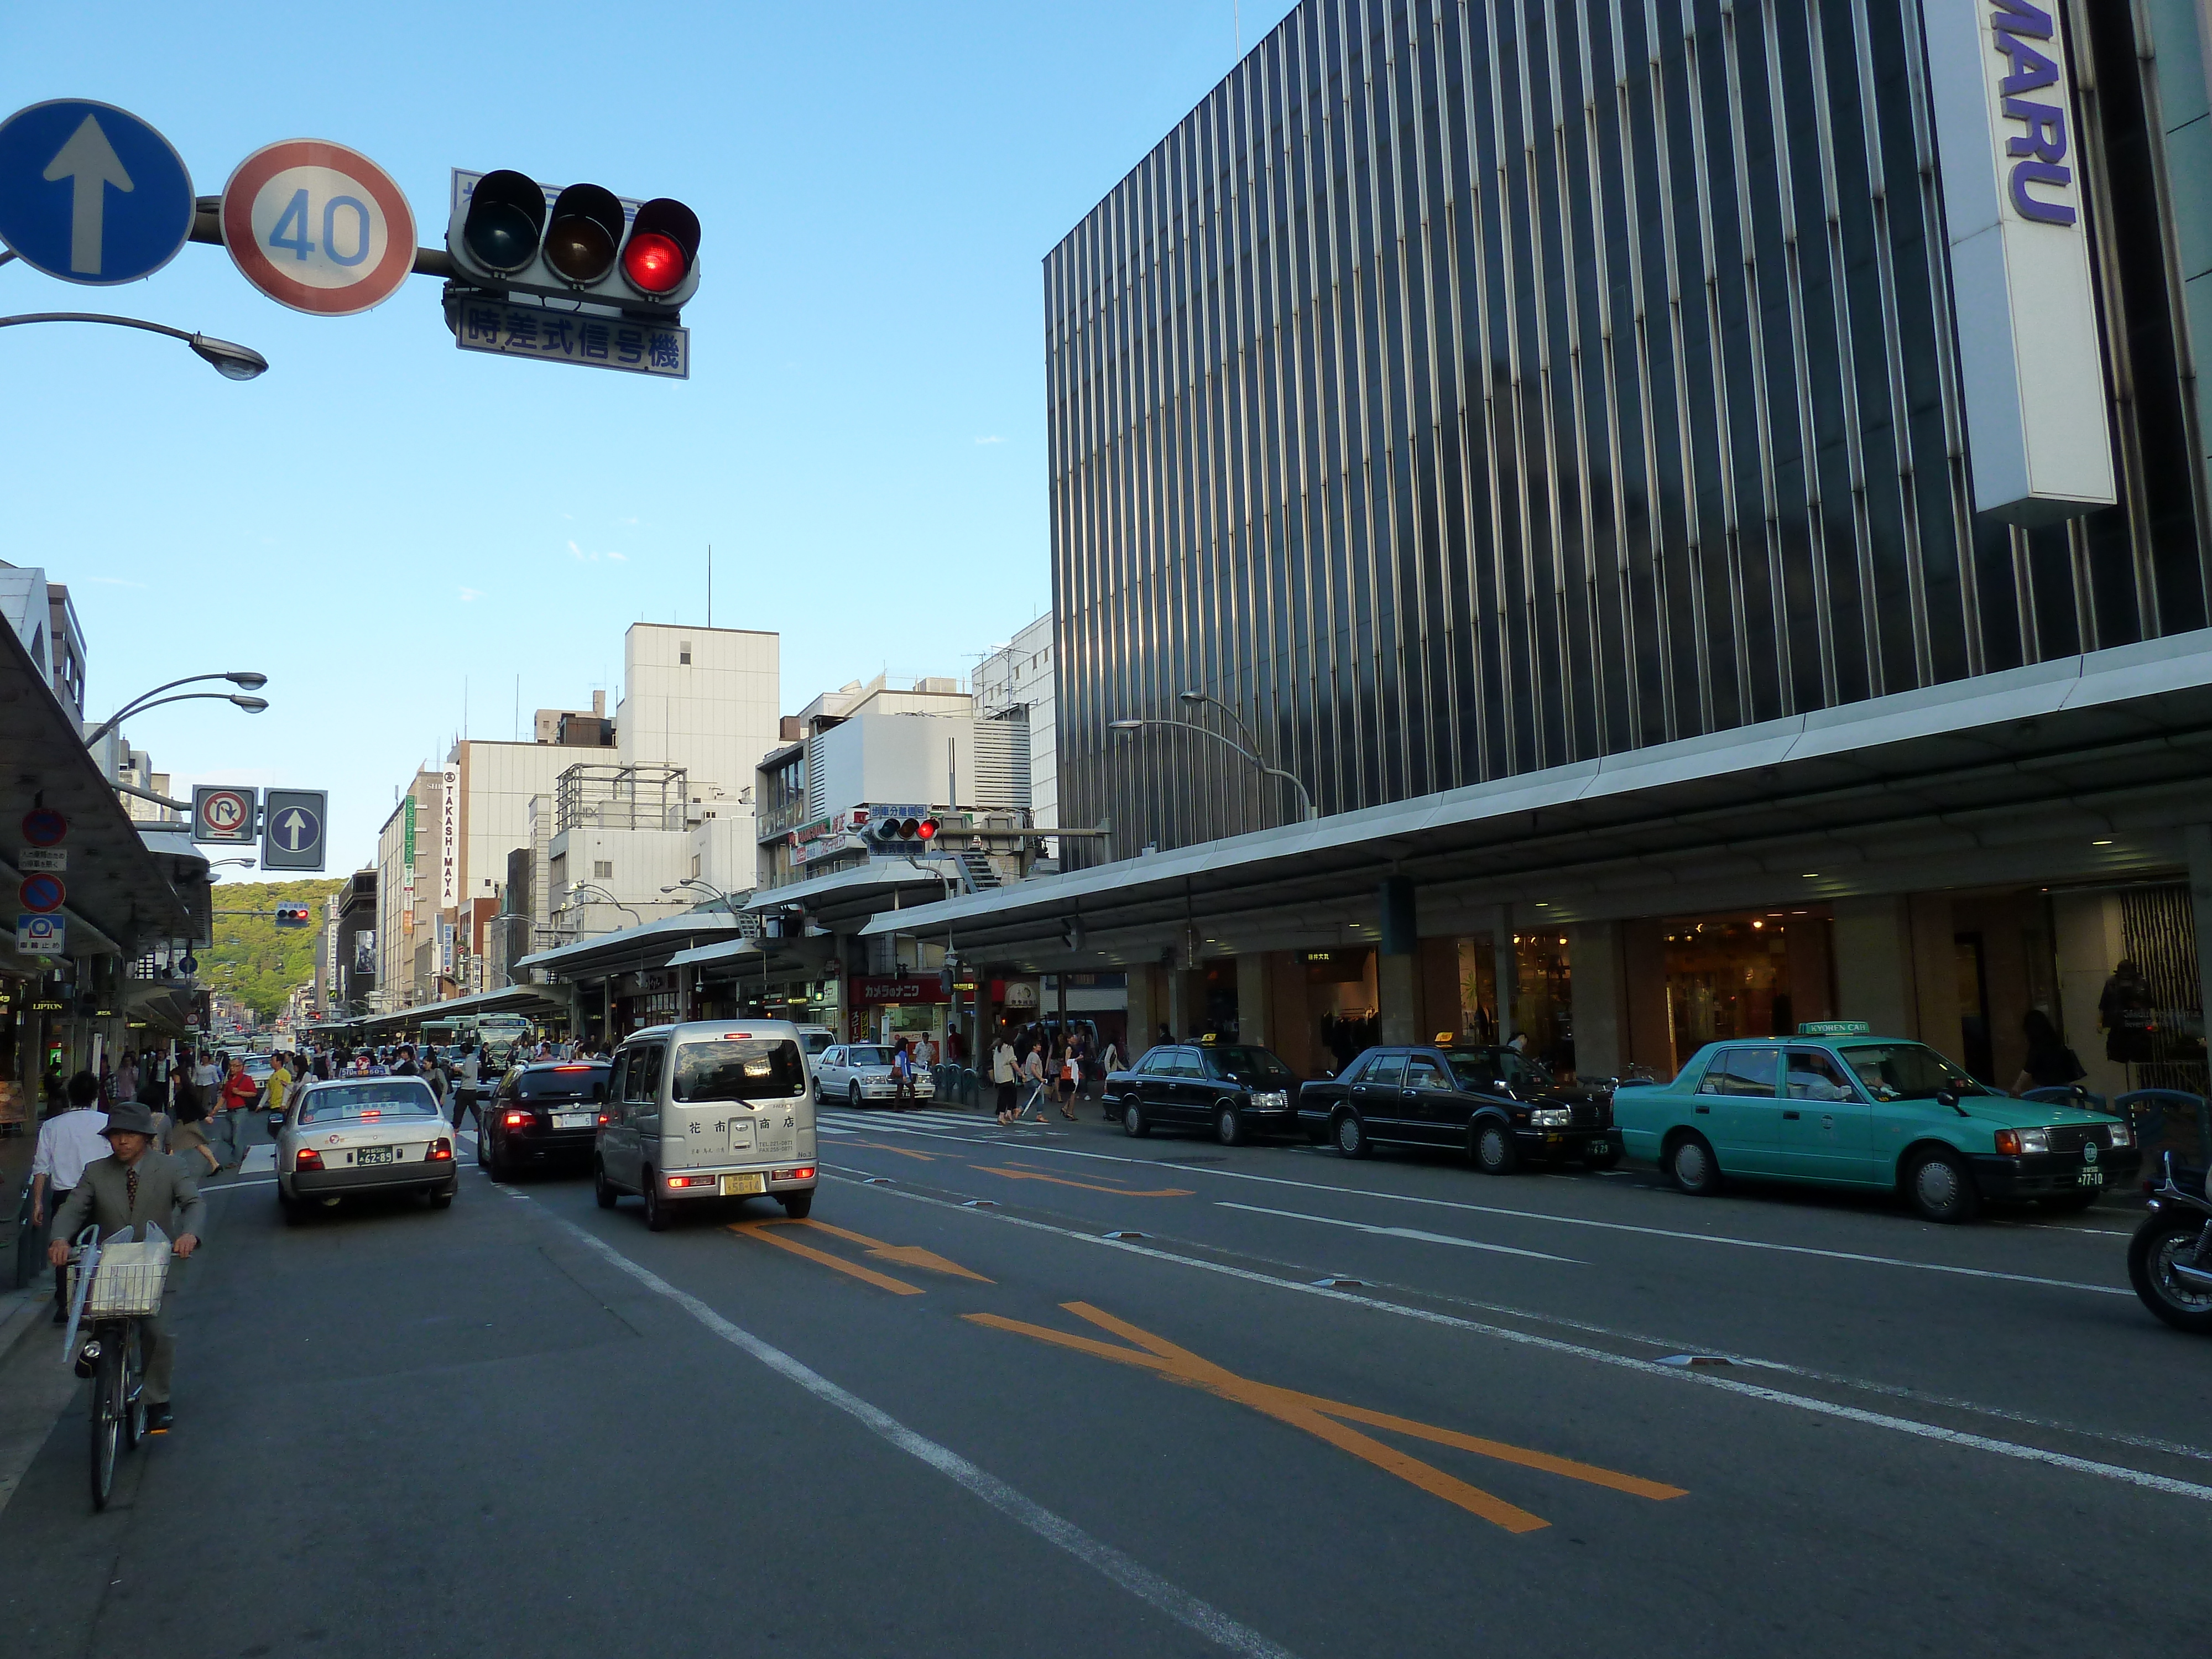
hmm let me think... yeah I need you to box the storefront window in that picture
[1662,912,1824,1068]
[1512,933,1572,1073]
[1455,936,1499,1043]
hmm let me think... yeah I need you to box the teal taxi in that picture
[1611,1022,2140,1223]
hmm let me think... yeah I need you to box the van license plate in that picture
[721,1173,765,1196]
[552,1112,595,1129]
[2078,1170,2104,1187]
[356,1146,395,1166]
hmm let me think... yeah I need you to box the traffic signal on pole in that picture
[869,815,942,851]
[447,170,701,313]
[274,904,311,928]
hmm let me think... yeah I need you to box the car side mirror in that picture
[1934,1090,1957,1108]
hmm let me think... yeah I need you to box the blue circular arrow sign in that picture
[0,99,193,285]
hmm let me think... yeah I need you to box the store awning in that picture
[354,982,567,1035]
[0,618,198,959]
[666,938,760,969]
[860,631,2212,967]
[514,911,741,982]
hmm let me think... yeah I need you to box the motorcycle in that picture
[2128,1150,2212,1334]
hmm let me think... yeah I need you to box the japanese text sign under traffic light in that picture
[451,299,686,379]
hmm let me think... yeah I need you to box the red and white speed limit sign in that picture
[221,139,415,315]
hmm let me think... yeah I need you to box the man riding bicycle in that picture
[46,1102,204,1434]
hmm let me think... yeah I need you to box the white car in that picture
[812,1044,935,1107]
[277,1077,458,1223]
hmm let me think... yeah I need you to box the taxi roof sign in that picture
[1798,1020,1872,1037]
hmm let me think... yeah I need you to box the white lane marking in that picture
[544,1215,1301,1659]
[204,1177,278,1192]
[237,1145,275,1175]
[1217,1202,1582,1264]
[828,1124,2130,1295]
[833,1175,2212,1507]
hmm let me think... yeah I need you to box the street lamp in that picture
[661,877,745,922]
[1109,716,1317,823]
[84,671,270,749]
[0,311,268,379]
[568,883,641,927]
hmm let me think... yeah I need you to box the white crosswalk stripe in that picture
[816,1106,999,1135]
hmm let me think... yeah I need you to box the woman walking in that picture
[993,1033,1020,1126]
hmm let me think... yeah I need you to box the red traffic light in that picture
[622,197,699,297]
[916,817,939,840]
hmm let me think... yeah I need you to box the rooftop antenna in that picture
[707,544,713,628]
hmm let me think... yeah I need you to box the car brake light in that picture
[784,1166,815,1181]
[554,1065,591,1072]
[295,1147,324,1171]
[504,1110,529,1128]
[1995,1130,2021,1156]
[427,1139,453,1162]
[597,1112,609,1125]
[665,1173,709,1188]
[723,1032,753,1040]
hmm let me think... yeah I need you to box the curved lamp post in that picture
[568,883,641,927]
[1109,716,1317,823]
[0,311,268,379]
[84,671,269,749]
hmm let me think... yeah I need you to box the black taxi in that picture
[1103,1037,1301,1146]
[1295,1036,1620,1173]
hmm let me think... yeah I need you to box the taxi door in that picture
[1779,1048,1876,1182]
[1693,1046,1786,1173]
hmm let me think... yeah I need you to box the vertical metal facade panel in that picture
[1044,0,2211,863]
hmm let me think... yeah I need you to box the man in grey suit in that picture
[46,1102,205,1434]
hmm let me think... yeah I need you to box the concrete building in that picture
[613,622,780,807]
[863,0,2212,1128]
[974,612,1058,859]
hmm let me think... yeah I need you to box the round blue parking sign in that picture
[0,99,194,285]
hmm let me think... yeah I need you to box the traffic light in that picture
[869,814,942,851]
[274,904,311,928]
[448,169,700,314]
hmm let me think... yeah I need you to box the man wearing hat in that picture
[45,1101,205,1434]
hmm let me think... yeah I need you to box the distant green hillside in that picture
[205,877,343,1020]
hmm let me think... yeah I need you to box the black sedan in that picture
[1296,1042,1620,1173]
[1104,1041,1301,1145]
[477,1061,611,1179]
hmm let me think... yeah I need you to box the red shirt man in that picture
[220,1060,259,1112]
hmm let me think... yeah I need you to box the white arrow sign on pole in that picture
[41,113,132,275]
[279,808,308,851]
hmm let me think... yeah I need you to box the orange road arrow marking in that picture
[966,1301,1684,1531]
[973,1166,1194,1198]
[791,1218,993,1283]
[733,1222,924,1296]
[844,1139,942,1161]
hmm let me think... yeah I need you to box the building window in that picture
[679,640,692,665]
[593,860,613,879]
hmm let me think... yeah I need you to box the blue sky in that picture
[1,1,1295,875]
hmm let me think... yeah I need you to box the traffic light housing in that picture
[447,169,700,314]
[274,904,311,928]
[868,814,942,851]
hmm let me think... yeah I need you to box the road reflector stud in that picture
[1311,1276,1366,1288]
[863,1177,893,1186]
[962,1198,997,1208]
[1657,1355,1733,1368]
[1102,1229,1149,1240]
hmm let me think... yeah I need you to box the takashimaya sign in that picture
[1926,0,2116,524]
[439,766,460,908]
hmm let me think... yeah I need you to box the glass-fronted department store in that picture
[880,0,2212,1137]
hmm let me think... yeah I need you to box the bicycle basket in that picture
[70,1243,170,1319]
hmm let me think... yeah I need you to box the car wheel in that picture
[474,1128,487,1168]
[1665,1133,1721,1196]
[1583,1140,1624,1172]
[487,1134,512,1182]
[429,1188,454,1211]
[1121,1099,1150,1138]
[278,1188,302,1227]
[593,1160,618,1209]
[1906,1148,1981,1224]
[1216,1103,1244,1147]
[849,1082,864,1110]
[643,1171,670,1232]
[2128,1217,2212,1333]
[1333,1110,1371,1160]
[812,1079,823,1104]
[780,1190,815,1219]
[1472,1120,1520,1176]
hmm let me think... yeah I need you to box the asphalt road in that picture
[4,1099,2210,1658]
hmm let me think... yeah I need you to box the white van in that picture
[593,1020,819,1230]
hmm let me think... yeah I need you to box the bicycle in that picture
[60,1224,170,1511]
